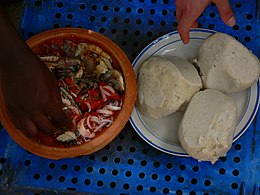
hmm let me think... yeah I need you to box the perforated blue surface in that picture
[0,0,260,194]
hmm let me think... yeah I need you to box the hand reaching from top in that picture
[0,7,71,136]
[175,0,236,44]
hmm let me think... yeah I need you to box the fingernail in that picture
[183,39,189,44]
[226,16,236,27]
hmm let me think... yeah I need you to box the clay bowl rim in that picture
[0,27,136,159]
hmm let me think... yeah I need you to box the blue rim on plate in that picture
[129,28,260,157]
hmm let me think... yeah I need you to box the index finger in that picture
[177,1,209,44]
[175,0,183,22]
[177,13,198,44]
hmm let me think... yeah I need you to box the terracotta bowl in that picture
[0,28,136,159]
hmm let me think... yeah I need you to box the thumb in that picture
[46,102,73,130]
[214,0,236,26]
[47,108,73,130]
[49,84,72,129]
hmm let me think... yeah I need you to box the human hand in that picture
[175,0,236,44]
[0,50,71,137]
[0,7,71,137]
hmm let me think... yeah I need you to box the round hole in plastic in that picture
[149,186,156,192]
[179,164,186,170]
[79,4,86,9]
[114,157,121,163]
[97,180,104,187]
[103,5,109,11]
[150,9,155,14]
[231,182,238,189]
[24,160,31,167]
[71,177,78,184]
[84,179,91,186]
[163,187,170,194]
[123,183,129,190]
[191,178,198,185]
[204,180,211,186]
[99,168,106,174]
[178,176,185,183]
[110,182,116,188]
[34,0,41,6]
[137,184,143,191]
[125,170,132,177]
[112,169,118,176]
[74,165,80,171]
[33,173,40,180]
[57,2,63,8]
[46,175,53,181]
[219,168,226,175]
[55,13,62,19]
[232,169,239,176]
[59,176,65,182]
[141,160,147,166]
[164,175,171,182]
[86,167,93,173]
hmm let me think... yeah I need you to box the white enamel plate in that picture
[130,29,260,156]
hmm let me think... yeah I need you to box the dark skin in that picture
[0,7,71,136]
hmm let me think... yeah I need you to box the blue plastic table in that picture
[0,0,260,194]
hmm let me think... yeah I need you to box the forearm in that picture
[0,6,32,72]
